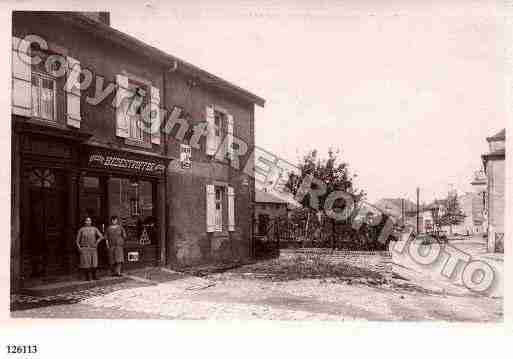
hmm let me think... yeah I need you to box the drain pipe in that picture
[162,59,179,267]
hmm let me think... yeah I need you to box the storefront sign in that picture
[88,153,166,175]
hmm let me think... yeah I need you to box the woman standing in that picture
[76,217,104,281]
[105,216,127,276]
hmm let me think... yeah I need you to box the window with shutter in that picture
[31,72,56,122]
[115,74,130,138]
[150,86,161,145]
[66,56,81,128]
[206,184,216,232]
[228,186,235,232]
[214,110,226,155]
[205,105,216,155]
[12,36,32,117]
[227,114,234,161]
[214,186,224,232]
[127,81,149,142]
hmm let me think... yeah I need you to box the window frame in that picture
[214,185,224,232]
[31,71,57,122]
[213,109,226,149]
[126,79,150,143]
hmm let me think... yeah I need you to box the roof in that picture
[482,148,505,160]
[255,189,290,204]
[47,12,265,107]
[486,129,505,142]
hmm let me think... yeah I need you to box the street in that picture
[11,242,502,321]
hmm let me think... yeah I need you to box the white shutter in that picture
[66,56,81,128]
[205,105,216,155]
[150,86,161,145]
[12,36,32,117]
[227,114,234,161]
[228,186,235,232]
[115,74,130,138]
[206,184,216,232]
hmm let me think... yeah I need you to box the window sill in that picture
[124,138,152,149]
[28,116,61,127]
[212,231,228,237]
[211,231,236,237]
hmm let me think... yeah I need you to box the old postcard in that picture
[1,0,510,357]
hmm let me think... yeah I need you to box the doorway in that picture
[27,168,66,277]
[79,175,109,269]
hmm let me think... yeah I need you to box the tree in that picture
[285,148,366,248]
[439,191,466,235]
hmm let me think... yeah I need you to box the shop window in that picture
[31,72,56,121]
[108,178,155,245]
[82,176,99,189]
[79,176,103,229]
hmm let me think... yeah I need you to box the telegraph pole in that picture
[416,187,420,234]
[401,198,405,226]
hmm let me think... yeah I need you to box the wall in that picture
[164,71,256,267]
[487,158,505,251]
[12,12,258,271]
[12,12,165,155]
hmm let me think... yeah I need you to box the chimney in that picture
[81,12,110,26]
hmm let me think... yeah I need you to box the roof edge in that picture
[58,12,265,107]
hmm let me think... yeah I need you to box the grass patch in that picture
[233,253,385,282]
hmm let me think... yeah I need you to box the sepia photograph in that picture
[4,0,508,330]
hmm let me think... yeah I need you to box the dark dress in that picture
[105,224,126,264]
[76,226,103,269]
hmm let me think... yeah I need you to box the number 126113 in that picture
[6,345,38,355]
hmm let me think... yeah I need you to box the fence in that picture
[252,213,392,259]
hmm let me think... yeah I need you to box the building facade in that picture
[482,129,505,252]
[254,189,289,236]
[11,12,264,290]
[457,191,485,235]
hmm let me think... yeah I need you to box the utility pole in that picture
[401,198,405,226]
[416,187,420,234]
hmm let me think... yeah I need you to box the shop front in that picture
[79,146,168,271]
[15,123,168,283]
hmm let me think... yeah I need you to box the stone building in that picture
[482,129,505,252]
[254,188,289,236]
[11,11,264,290]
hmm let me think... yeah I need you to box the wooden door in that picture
[27,168,66,277]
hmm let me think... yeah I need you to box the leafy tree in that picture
[285,148,366,248]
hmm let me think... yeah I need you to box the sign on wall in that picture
[86,150,166,176]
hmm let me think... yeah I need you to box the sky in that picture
[107,0,508,204]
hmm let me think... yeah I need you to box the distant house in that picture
[456,191,485,235]
[482,129,505,252]
[374,198,417,222]
[254,189,290,236]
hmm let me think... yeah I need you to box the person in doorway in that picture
[76,217,104,281]
[105,216,127,277]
